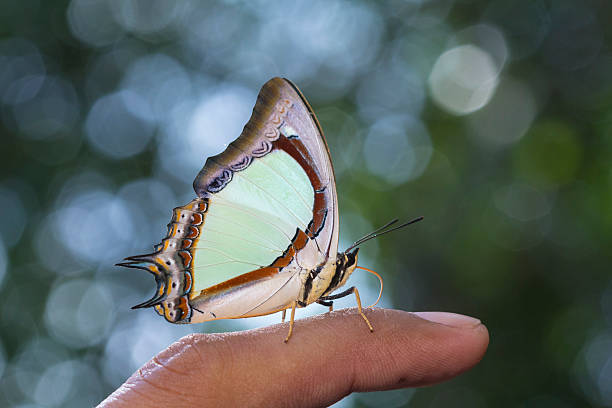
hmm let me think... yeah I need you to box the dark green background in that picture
[1,0,611,406]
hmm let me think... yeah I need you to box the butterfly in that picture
[117,78,422,342]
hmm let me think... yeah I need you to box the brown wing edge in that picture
[280,78,335,171]
[191,77,336,197]
[192,77,337,242]
[193,77,292,197]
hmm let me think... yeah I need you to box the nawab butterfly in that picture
[118,77,422,342]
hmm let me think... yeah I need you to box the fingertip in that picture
[343,309,490,390]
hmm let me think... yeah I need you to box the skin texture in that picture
[98,308,489,408]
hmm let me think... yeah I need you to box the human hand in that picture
[98,308,488,407]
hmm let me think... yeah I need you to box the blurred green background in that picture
[1,0,611,406]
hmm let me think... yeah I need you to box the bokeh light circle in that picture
[428,44,500,115]
[363,115,433,186]
[493,183,552,222]
[85,90,155,159]
[44,279,115,348]
[121,53,192,123]
[11,76,80,140]
[67,0,124,47]
[468,78,537,147]
[54,189,134,263]
[110,0,182,34]
[157,83,255,185]
[0,37,46,105]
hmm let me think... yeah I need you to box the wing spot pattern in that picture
[118,197,209,323]
[198,97,293,195]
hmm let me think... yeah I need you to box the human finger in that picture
[99,308,488,408]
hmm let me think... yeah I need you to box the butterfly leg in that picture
[353,287,374,332]
[316,299,334,312]
[281,309,286,323]
[284,301,297,343]
[320,287,374,332]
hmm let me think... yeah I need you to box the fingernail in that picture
[412,312,482,328]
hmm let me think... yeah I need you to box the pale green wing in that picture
[191,149,314,294]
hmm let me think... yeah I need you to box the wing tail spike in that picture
[131,301,149,310]
[116,257,168,280]
[132,279,167,309]
[131,298,162,310]
[124,253,156,262]
[117,260,154,272]
[116,260,150,270]
[131,295,164,309]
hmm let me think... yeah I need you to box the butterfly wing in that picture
[193,78,339,259]
[119,78,339,323]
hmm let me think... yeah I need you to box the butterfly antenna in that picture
[345,216,424,252]
[356,266,383,307]
[345,219,398,252]
[358,218,399,242]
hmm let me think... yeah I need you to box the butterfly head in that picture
[343,247,359,273]
[332,248,360,291]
